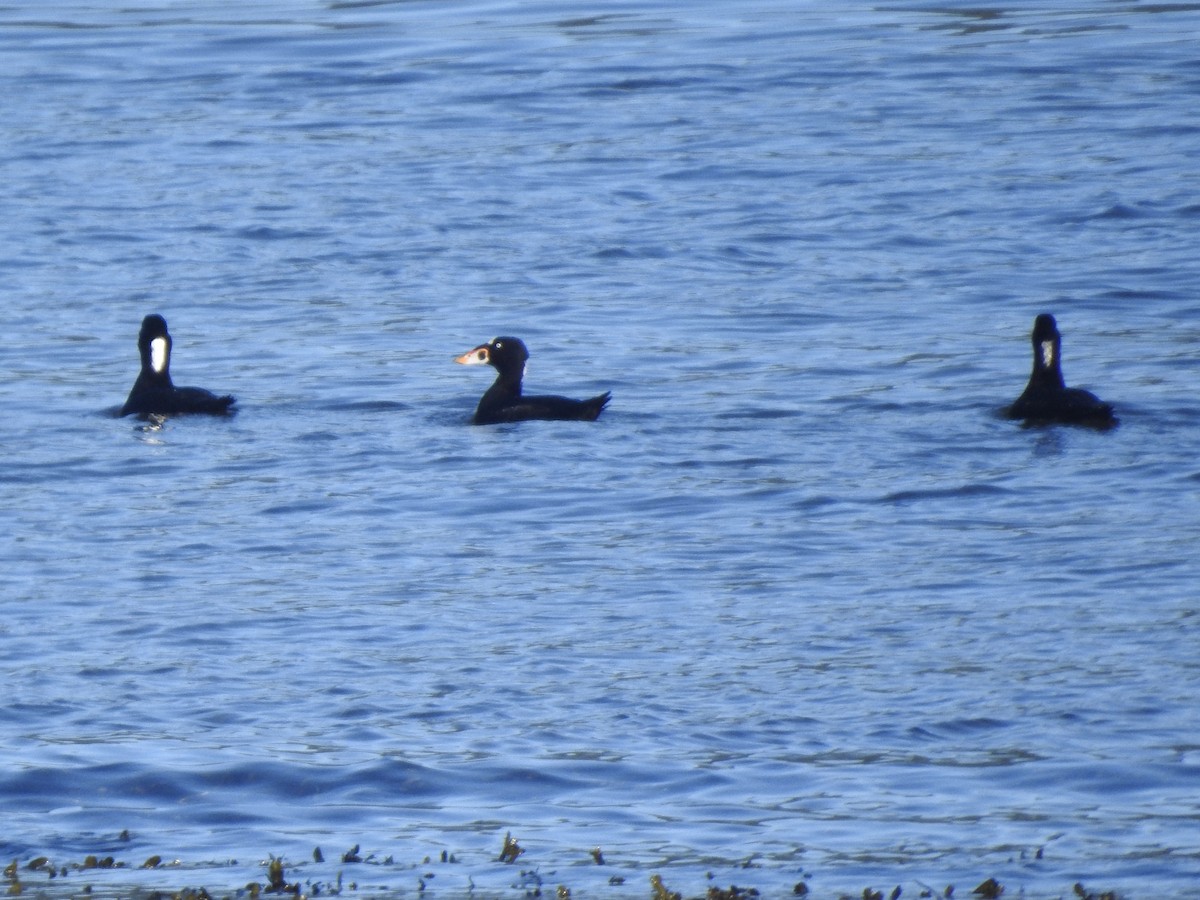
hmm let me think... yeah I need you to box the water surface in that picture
[2,2,1199,898]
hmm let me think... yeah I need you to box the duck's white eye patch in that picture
[1039,339,1054,368]
[150,337,169,373]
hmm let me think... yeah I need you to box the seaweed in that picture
[649,874,680,900]
[498,833,525,864]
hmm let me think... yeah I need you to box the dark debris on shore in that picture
[0,831,1123,900]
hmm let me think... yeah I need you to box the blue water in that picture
[2,2,1199,898]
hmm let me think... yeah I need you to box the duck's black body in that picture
[454,336,610,425]
[120,314,235,418]
[1006,313,1115,428]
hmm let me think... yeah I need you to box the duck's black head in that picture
[1029,312,1064,385]
[137,313,173,379]
[454,336,529,383]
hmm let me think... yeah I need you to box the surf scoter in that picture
[454,336,611,425]
[1006,313,1115,427]
[119,314,236,418]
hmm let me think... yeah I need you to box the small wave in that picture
[881,483,1010,504]
[1090,203,1147,220]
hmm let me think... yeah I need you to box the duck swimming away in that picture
[120,314,236,418]
[454,336,610,425]
[1006,313,1115,428]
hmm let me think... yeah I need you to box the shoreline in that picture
[1,845,1124,900]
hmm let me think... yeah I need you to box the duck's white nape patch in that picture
[150,337,169,373]
[1039,339,1055,369]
